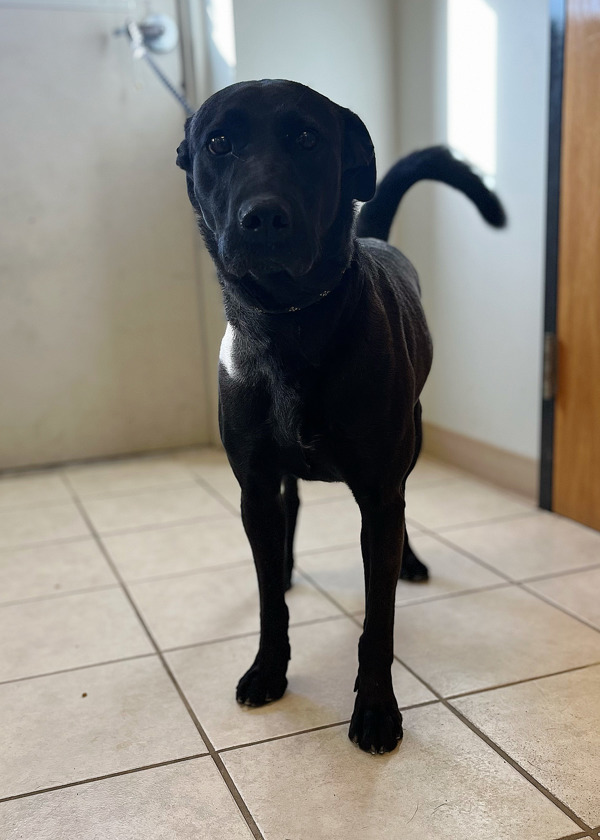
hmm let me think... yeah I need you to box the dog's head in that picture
[176,80,375,310]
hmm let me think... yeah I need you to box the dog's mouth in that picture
[220,240,317,283]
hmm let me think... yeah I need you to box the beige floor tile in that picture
[222,704,578,840]
[129,564,342,650]
[64,455,197,497]
[0,501,89,549]
[453,664,600,825]
[299,480,353,504]
[0,470,71,509]
[393,586,600,696]
[103,517,252,582]
[167,617,433,750]
[295,496,423,555]
[0,758,253,840]
[178,448,241,508]
[0,657,205,798]
[407,456,463,487]
[406,477,533,531]
[297,545,364,613]
[81,484,232,534]
[444,510,600,580]
[295,497,361,553]
[0,588,152,682]
[298,534,504,614]
[0,538,115,604]
[527,567,600,629]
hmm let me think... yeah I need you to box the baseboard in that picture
[422,422,539,501]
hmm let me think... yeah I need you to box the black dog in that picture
[176,80,505,754]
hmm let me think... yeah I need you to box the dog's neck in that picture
[224,242,363,356]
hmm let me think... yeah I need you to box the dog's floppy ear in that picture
[176,117,193,172]
[341,109,376,201]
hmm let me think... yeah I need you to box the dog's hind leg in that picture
[282,475,300,590]
[400,401,429,582]
[400,531,429,582]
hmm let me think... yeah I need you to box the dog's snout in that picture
[238,198,291,240]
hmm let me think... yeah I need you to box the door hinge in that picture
[543,332,558,400]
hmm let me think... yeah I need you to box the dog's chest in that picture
[220,321,344,480]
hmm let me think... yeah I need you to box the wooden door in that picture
[552,0,600,529]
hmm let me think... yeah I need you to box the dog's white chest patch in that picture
[219,322,239,379]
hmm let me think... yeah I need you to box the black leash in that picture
[115,19,195,118]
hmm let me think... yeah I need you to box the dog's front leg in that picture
[350,491,405,754]
[236,483,291,707]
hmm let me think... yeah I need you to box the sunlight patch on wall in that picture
[447,0,498,179]
[205,0,237,89]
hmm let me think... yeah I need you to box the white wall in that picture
[232,0,397,175]
[393,0,549,461]
[0,1,209,469]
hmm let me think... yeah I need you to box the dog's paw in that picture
[236,663,288,707]
[399,553,429,583]
[348,698,403,754]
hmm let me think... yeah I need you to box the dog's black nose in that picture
[238,198,291,241]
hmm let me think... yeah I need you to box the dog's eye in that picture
[296,130,318,150]
[207,135,232,156]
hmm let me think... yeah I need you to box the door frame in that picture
[539,0,566,511]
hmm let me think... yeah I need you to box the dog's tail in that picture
[356,146,506,242]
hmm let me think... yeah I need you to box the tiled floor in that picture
[1,449,599,840]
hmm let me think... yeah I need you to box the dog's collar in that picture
[249,288,333,315]
[221,252,356,315]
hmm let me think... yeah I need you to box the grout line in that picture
[295,566,596,833]
[431,529,600,638]
[60,473,265,840]
[391,581,509,610]
[118,558,253,587]
[429,508,540,534]
[0,653,157,688]
[0,496,89,513]
[293,566,510,613]
[86,511,236,539]
[444,660,600,702]
[96,510,236,538]
[217,720,353,755]
[0,753,209,805]
[519,583,600,635]
[161,612,348,655]
[0,582,121,609]
[0,532,96,553]
[519,560,600,585]
[63,479,202,502]
[0,614,347,690]
[551,831,592,840]
[435,528,600,591]
[425,529,522,582]
[0,444,214,479]
[447,702,594,835]
[0,532,96,554]
[216,698,441,755]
